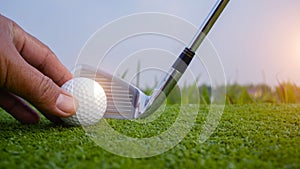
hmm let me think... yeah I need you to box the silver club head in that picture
[73,63,184,119]
[73,64,150,119]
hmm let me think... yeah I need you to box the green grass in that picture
[1,104,300,169]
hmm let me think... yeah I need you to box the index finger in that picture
[12,20,72,86]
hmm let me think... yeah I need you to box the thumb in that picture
[2,48,76,118]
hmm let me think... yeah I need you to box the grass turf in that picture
[0,104,300,169]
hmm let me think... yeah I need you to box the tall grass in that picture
[275,81,300,103]
[123,63,300,104]
[217,82,300,104]
[142,81,300,105]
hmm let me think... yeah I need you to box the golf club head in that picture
[72,0,229,120]
[73,64,149,119]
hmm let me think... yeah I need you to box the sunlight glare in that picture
[298,41,300,56]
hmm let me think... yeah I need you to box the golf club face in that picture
[73,64,149,119]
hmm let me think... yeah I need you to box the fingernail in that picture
[56,93,76,115]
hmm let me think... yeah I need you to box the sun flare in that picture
[298,42,300,56]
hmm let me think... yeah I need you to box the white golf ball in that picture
[60,77,107,126]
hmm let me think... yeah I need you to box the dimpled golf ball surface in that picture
[60,78,107,126]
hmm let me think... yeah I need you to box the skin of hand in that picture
[0,14,76,124]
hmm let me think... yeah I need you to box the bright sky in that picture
[1,0,300,87]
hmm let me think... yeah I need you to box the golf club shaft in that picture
[140,0,229,118]
[172,0,230,74]
[189,0,230,53]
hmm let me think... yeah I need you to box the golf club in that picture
[74,0,230,119]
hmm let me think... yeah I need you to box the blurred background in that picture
[1,0,300,88]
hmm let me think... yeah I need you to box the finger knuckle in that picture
[37,49,53,72]
[0,56,9,87]
[36,75,57,105]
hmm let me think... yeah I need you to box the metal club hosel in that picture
[137,68,183,118]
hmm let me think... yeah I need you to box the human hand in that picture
[0,14,76,124]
